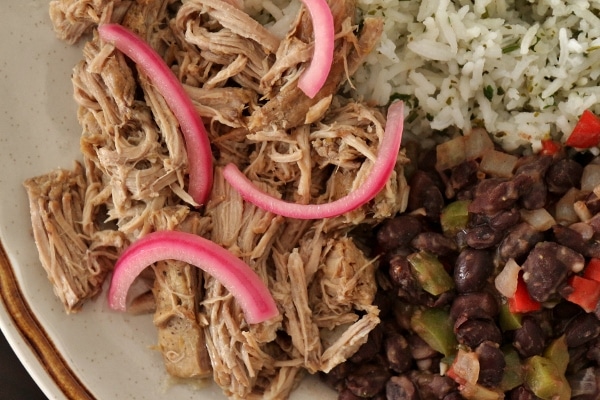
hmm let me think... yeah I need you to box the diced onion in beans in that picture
[555,188,581,225]
[436,136,465,171]
[448,349,480,385]
[464,128,495,160]
[479,149,518,178]
[581,163,600,192]
[495,258,522,299]
[519,208,556,232]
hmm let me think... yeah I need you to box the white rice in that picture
[248,0,600,152]
[351,0,600,152]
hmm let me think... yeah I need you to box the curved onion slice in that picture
[98,24,213,205]
[108,231,278,324]
[223,101,404,219]
[297,0,335,98]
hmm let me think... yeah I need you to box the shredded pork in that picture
[24,0,410,398]
[23,160,127,312]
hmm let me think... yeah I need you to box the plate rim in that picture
[0,239,95,400]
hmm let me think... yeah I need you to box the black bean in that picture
[588,213,600,234]
[476,341,506,388]
[469,212,490,226]
[546,158,583,194]
[388,254,427,304]
[518,179,548,210]
[410,231,458,256]
[385,376,420,400]
[551,301,583,336]
[521,242,580,302]
[420,147,439,172]
[586,338,600,365]
[514,154,553,176]
[515,155,553,184]
[321,362,351,391]
[514,155,553,209]
[408,170,445,220]
[385,334,412,374]
[509,385,542,400]
[498,222,545,262]
[409,371,457,399]
[450,291,499,321]
[453,248,493,293]
[374,291,394,320]
[393,302,416,331]
[565,313,600,348]
[338,388,363,400]
[350,324,383,363]
[455,186,476,201]
[388,254,414,288]
[513,317,545,358]
[465,224,505,249]
[553,300,584,320]
[548,238,586,270]
[442,393,464,400]
[567,342,590,373]
[488,208,521,232]
[455,318,502,347]
[345,363,390,398]
[552,224,600,259]
[586,192,600,215]
[408,334,438,360]
[469,178,520,213]
[450,160,479,192]
[377,215,423,252]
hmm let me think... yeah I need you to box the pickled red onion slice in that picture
[223,101,404,219]
[297,0,334,98]
[108,231,278,324]
[98,24,213,206]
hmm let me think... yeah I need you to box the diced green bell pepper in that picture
[440,200,471,237]
[499,346,524,391]
[524,355,571,400]
[410,307,457,357]
[407,251,454,296]
[499,301,522,331]
[543,335,569,375]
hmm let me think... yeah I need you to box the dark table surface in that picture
[0,329,47,400]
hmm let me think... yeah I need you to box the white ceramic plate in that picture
[0,2,334,399]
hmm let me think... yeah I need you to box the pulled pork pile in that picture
[25,0,409,398]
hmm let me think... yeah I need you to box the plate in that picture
[0,3,334,399]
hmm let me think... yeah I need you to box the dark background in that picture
[0,329,47,400]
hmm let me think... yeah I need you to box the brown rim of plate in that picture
[0,239,95,400]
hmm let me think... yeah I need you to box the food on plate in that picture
[22,0,600,398]
[323,133,600,399]
[26,0,407,398]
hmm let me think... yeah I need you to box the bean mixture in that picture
[322,135,600,399]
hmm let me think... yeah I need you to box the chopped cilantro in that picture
[484,85,494,101]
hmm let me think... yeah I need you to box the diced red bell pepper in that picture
[540,139,561,156]
[565,110,600,148]
[508,273,541,314]
[565,275,600,313]
[583,258,600,283]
